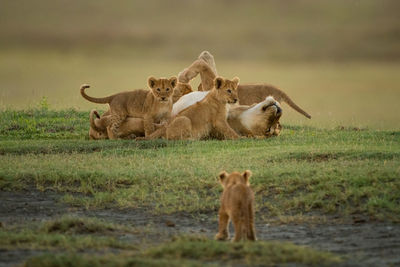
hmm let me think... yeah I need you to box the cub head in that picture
[148,76,177,102]
[172,82,193,103]
[89,110,108,140]
[214,76,239,104]
[218,170,252,188]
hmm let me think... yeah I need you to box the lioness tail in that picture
[280,90,312,119]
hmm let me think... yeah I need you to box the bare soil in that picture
[1,189,399,267]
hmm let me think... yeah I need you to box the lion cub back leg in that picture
[166,116,192,140]
[231,211,246,242]
[247,203,256,241]
[215,209,229,241]
[109,112,126,140]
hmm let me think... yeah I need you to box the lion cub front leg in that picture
[215,209,229,241]
[143,115,156,137]
[215,121,239,140]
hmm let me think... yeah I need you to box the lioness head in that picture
[219,170,252,188]
[148,76,177,102]
[214,76,239,104]
[241,96,282,137]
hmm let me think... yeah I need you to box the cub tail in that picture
[80,84,114,104]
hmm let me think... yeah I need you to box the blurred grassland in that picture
[1,0,400,129]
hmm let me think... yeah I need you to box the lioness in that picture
[216,170,256,242]
[81,76,177,138]
[179,51,311,119]
[173,93,282,138]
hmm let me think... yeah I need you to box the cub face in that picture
[214,77,239,104]
[148,76,178,102]
[219,170,252,188]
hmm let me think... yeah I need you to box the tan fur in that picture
[228,97,282,137]
[216,170,256,242]
[87,82,193,140]
[146,77,240,140]
[89,110,108,140]
[88,110,146,139]
[181,53,311,119]
[80,76,177,139]
[178,59,216,92]
[237,84,311,119]
[172,82,193,103]
[198,51,218,76]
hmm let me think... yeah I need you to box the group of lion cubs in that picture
[80,51,311,241]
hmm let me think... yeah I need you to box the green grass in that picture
[22,236,340,267]
[1,109,399,221]
[0,216,137,251]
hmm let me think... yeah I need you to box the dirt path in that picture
[1,189,400,266]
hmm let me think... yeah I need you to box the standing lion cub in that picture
[216,170,256,242]
[81,76,177,138]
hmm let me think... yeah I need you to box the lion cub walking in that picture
[216,170,256,242]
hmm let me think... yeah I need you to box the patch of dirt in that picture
[1,189,400,267]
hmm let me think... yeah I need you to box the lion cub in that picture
[81,76,177,139]
[216,170,256,242]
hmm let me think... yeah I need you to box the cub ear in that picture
[232,77,240,88]
[169,76,178,88]
[218,171,228,186]
[243,170,252,183]
[214,77,225,90]
[148,76,157,89]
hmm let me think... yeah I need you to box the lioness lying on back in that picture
[81,76,177,139]
[216,170,256,242]
[179,51,311,119]
[173,93,282,138]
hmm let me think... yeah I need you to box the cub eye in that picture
[157,88,161,92]
[227,89,232,94]
[166,88,170,92]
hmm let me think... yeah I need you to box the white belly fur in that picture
[172,91,209,116]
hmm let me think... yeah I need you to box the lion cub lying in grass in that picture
[81,76,177,139]
[216,170,256,242]
[88,110,146,140]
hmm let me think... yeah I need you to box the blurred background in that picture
[1,0,399,129]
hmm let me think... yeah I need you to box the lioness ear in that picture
[214,77,225,90]
[218,171,228,186]
[148,76,157,89]
[169,76,178,88]
[243,170,252,183]
[232,77,240,88]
